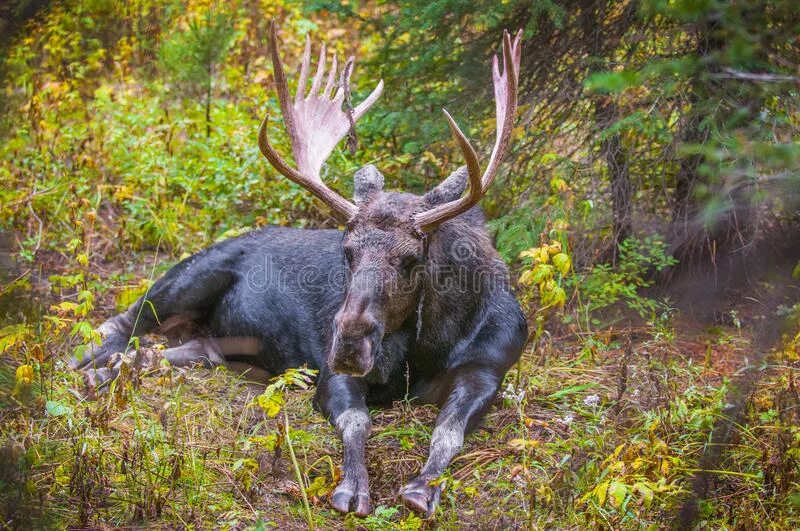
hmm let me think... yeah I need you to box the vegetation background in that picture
[1,0,799,528]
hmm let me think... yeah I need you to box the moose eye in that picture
[343,245,355,264]
[399,254,423,273]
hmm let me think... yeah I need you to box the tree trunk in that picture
[595,96,632,263]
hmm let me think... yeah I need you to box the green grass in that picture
[3,270,799,529]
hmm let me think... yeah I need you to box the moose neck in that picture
[415,210,506,347]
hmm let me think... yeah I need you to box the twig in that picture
[4,185,56,209]
[284,409,314,530]
[712,67,800,84]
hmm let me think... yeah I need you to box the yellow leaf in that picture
[612,443,626,459]
[16,364,34,385]
[595,480,610,506]
[550,177,569,192]
[0,324,31,352]
[538,247,550,263]
[13,364,35,397]
[116,282,151,312]
[551,285,567,307]
[520,247,544,262]
[256,385,284,417]
[552,253,571,275]
[508,438,540,452]
[51,301,78,315]
[30,344,45,362]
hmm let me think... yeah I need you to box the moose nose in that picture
[330,310,381,377]
[334,310,378,339]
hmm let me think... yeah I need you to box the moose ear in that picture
[424,166,469,205]
[353,164,385,205]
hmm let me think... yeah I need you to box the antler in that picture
[413,29,522,232]
[258,21,384,220]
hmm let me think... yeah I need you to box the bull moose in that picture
[74,23,527,517]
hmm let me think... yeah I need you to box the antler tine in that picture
[483,29,520,192]
[414,29,522,232]
[335,58,354,105]
[323,54,337,99]
[269,21,296,143]
[355,76,385,121]
[258,21,384,221]
[309,41,327,98]
[295,35,312,104]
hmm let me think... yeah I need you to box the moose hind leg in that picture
[81,337,230,391]
[163,336,263,367]
[71,306,138,370]
[74,247,237,372]
[399,364,502,518]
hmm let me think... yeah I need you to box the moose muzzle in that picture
[329,305,383,377]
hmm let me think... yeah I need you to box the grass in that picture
[2,255,800,530]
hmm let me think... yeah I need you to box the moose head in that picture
[258,22,521,378]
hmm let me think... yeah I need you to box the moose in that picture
[73,23,527,517]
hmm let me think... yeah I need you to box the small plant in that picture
[518,236,573,343]
[348,504,422,530]
[251,367,318,529]
[576,236,677,321]
[158,7,235,137]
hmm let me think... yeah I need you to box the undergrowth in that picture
[2,265,800,529]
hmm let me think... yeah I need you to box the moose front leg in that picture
[399,364,503,517]
[316,374,372,516]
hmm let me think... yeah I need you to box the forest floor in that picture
[2,249,799,530]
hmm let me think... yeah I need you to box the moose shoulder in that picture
[75,24,527,518]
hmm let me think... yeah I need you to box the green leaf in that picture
[585,71,641,93]
[531,264,554,284]
[547,383,596,400]
[70,321,94,341]
[633,482,654,508]
[608,481,627,508]
[46,400,73,417]
[788,492,800,507]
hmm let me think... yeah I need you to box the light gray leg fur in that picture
[330,408,372,516]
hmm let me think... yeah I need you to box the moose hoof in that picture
[399,477,442,519]
[81,367,117,395]
[330,483,371,516]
